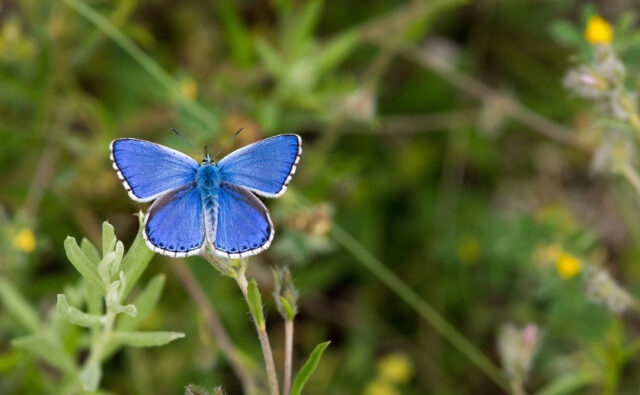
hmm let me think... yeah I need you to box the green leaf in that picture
[108,301,137,316]
[217,0,253,66]
[12,334,76,374]
[0,277,40,332]
[291,341,331,395]
[549,20,582,46]
[255,38,284,78]
[81,238,101,265]
[288,0,324,52]
[109,331,185,348]
[246,279,265,330]
[313,30,359,78]
[79,360,102,391]
[56,294,104,328]
[102,221,117,256]
[98,241,124,283]
[120,213,155,299]
[64,236,106,295]
[85,281,103,316]
[117,274,165,331]
[534,371,599,395]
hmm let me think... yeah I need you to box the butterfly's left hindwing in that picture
[210,182,273,259]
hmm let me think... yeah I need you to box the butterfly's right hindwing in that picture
[144,184,205,257]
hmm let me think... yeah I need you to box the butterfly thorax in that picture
[195,164,222,199]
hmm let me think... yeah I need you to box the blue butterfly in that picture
[110,134,302,258]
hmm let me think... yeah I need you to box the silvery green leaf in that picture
[120,212,155,299]
[102,221,117,257]
[98,241,124,284]
[109,331,185,348]
[98,251,117,284]
[112,241,124,278]
[117,274,165,331]
[64,237,106,295]
[56,294,104,328]
[79,360,102,391]
[0,277,40,332]
[81,238,101,265]
[107,299,137,317]
[12,334,76,374]
[85,280,103,316]
[105,281,135,316]
[63,283,84,308]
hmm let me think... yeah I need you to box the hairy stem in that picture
[620,164,640,197]
[83,309,116,381]
[236,273,279,395]
[172,263,257,394]
[283,319,294,395]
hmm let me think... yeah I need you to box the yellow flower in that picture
[457,236,481,265]
[585,16,613,44]
[377,353,413,384]
[363,378,400,395]
[556,252,581,279]
[179,77,198,100]
[12,228,36,253]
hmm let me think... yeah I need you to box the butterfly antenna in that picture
[212,128,243,161]
[171,128,203,157]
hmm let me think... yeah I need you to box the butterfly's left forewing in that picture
[218,134,301,198]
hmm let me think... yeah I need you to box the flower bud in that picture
[272,266,298,321]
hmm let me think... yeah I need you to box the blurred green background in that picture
[3,0,640,394]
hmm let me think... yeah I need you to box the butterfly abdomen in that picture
[196,164,222,245]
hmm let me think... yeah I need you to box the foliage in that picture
[4,0,640,394]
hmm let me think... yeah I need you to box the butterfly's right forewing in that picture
[110,138,199,202]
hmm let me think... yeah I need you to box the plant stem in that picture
[510,379,527,395]
[236,273,279,395]
[330,224,509,391]
[82,308,116,388]
[172,263,257,395]
[283,319,294,395]
[620,163,640,197]
[60,0,218,129]
[399,44,591,153]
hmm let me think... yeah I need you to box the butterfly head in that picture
[202,145,213,164]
